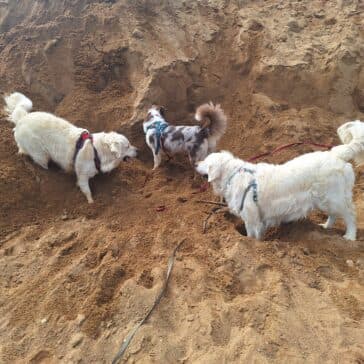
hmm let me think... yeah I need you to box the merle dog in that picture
[143,103,227,170]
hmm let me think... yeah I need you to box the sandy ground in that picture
[0,1,363,363]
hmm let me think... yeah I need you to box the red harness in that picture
[73,131,101,172]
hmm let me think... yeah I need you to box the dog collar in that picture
[226,166,255,187]
[74,130,101,172]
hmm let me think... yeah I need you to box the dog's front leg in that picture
[77,174,94,204]
[188,154,199,180]
[244,222,256,239]
[244,217,265,241]
[152,152,162,170]
[254,223,266,241]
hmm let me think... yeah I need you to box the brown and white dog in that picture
[143,103,227,170]
[4,92,138,203]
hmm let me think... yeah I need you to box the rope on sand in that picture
[111,238,186,364]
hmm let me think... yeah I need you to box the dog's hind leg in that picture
[320,215,336,229]
[324,198,356,240]
[319,170,356,240]
[31,152,49,169]
[188,153,200,180]
[77,174,94,204]
[17,146,25,154]
[342,206,356,241]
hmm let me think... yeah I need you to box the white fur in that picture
[196,121,364,241]
[4,92,33,124]
[4,92,137,203]
[333,120,364,165]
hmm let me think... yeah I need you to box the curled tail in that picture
[195,102,227,143]
[4,92,33,124]
[331,120,364,165]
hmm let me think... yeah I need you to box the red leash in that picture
[199,140,336,193]
[247,141,334,162]
[196,140,335,193]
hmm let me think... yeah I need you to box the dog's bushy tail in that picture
[195,102,227,141]
[331,120,364,165]
[4,92,33,124]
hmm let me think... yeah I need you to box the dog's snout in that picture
[129,146,138,158]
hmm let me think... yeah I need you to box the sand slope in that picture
[0,1,363,363]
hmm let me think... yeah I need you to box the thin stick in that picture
[247,141,333,162]
[142,172,152,188]
[203,211,215,233]
[202,206,226,233]
[196,200,227,207]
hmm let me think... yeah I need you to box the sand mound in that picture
[0,1,363,363]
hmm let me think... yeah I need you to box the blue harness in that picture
[146,121,168,154]
[226,167,258,211]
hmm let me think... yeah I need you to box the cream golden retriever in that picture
[4,92,137,203]
[196,121,364,241]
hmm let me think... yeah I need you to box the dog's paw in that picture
[343,233,356,241]
[87,198,94,204]
[319,223,328,229]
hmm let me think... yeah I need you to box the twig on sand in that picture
[196,200,227,207]
[197,200,228,233]
[203,210,217,233]
[142,172,152,188]
[203,206,226,233]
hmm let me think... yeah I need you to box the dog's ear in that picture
[158,106,166,118]
[208,164,220,182]
[110,142,121,158]
[145,112,153,122]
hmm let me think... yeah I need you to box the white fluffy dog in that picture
[4,92,137,203]
[196,120,364,241]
